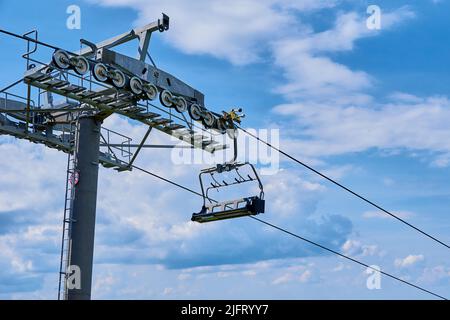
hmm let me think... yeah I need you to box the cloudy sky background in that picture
[0,0,449,299]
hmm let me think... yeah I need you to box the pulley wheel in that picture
[202,111,216,128]
[159,89,173,107]
[93,63,108,82]
[73,56,90,76]
[143,83,158,100]
[129,76,144,95]
[111,69,126,88]
[52,49,71,69]
[188,103,202,121]
[174,96,187,113]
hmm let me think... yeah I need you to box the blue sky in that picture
[0,0,449,299]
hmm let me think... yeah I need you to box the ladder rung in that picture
[25,71,52,82]
[77,90,104,99]
[60,84,86,94]
[118,92,133,99]
[122,106,146,113]
[152,118,173,125]
[138,111,161,119]
[108,100,131,108]
[164,124,185,131]
[93,95,115,104]
[45,78,70,88]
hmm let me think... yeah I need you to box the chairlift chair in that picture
[191,162,265,223]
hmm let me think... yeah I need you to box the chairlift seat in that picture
[192,161,265,223]
[191,196,265,223]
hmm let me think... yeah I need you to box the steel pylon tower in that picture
[0,14,232,300]
[61,115,102,300]
[0,13,263,299]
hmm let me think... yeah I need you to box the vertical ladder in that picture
[58,119,80,300]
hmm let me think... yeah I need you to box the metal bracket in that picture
[158,13,170,32]
[127,126,152,167]
[79,13,169,61]
[79,39,97,58]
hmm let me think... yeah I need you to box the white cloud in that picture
[90,0,413,73]
[273,47,372,101]
[242,270,257,277]
[320,164,356,180]
[341,239,379,257]
[163,287,174,295]
[263,169,325,218]
[418,265,450,285]
[90,0,336,65]
[272,272,292,285]
[262,5,450,167]
[93,273,116,293]
[0,140,66,212]
[177,272,191,281]
[276,0,338,11]
[431,152,450,168]
[272,268,313,285]
[264,5,450,169]
[299,269,312,283]
[332,262,351,272]
[381,6,416,29]
[272,7,414,101]
[86,258,326,298]
[394,254,425,268]
[282,7,414,54]
[388,92,424,104]
[273,96,450,158]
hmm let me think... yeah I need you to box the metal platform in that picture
[0,113,130,171]
[23,69,228,153]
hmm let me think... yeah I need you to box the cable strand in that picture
[250,216,446,300]
[237,126,450,250]
[129,163,446,300]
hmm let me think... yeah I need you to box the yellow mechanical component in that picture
[221,109,242,125]
[228,110,241,124]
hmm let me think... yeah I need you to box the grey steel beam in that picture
[100,143,194,149]
[79,21,160,56]
[0,108,93,113]
[138,31,152,62]
[127,127,152,167]
[66,116,102,300]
